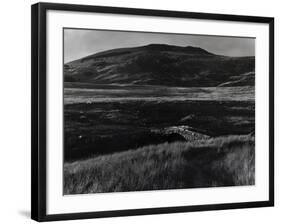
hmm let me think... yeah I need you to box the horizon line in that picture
[64,43,255,64]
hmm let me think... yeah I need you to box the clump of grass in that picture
[64,135,254,194]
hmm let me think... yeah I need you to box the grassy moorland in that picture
[64,85,254,161]
[63,44,255,194]
[64,135,254,194]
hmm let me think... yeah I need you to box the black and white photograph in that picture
[63,29,255,195]
[29,2,275,221]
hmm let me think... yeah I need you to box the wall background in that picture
[0,0,279,223]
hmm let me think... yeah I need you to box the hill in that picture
[64,44,255,87]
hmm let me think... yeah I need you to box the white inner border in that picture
[46,10,269,215]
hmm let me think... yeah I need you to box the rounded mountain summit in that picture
[64,44,255,87]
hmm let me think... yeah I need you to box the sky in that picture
[64,28,255,63]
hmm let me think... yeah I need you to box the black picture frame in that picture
[31,2,274,222]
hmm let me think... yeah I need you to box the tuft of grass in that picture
[64,135,254,194]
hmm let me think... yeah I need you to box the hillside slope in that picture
[64,44,255,87]
[64,135,254,194]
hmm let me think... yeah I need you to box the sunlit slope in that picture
[64,135,254,194]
